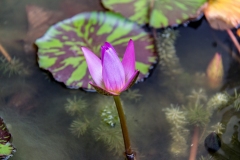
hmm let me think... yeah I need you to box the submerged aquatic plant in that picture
[198,155,212,160]
[187,88,207,106]
[64,95,124,155]
[232,89,240,111]
[156,28,183,77]
[65,96,87,116]
[233,98,240,111]
[207,92,229,112]
[169,139,188,157]
[69,118,89,137]
[93,124,124,156]
[100,105,119,127]
[164,86,234,159]
[163,104,187,127]
[230,89,240,111]
[163,105,189,157]
[211,122,225,135]
[95,95,114,109]
[0,43,30,77]
[186,104,210,126]
[0,57,29,77]
[122,89,142,102]
[81,39,138,159]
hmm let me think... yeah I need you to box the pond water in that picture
[0,0,240,160]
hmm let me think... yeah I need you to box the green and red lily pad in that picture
[0,118,11,144]
[101,0,207,28]
[0,117,16,159]
[36,11,157,91]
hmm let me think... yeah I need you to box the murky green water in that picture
[0,0,239,160]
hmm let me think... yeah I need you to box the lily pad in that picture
[36,11,157,91]
[0,117,16,159]
[0,143,16,160]
[101,0,207,28]
[0,118,11,144]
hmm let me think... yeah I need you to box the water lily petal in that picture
[81,47,103,87]
[101,42,118,65]
[122,39,136,81]
[121,70,139,92]
[102,45,125,93]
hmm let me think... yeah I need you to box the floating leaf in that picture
[0,117,16,159]
[36,12,157,91]
[0,143,15,160]
[101,0,206,28]
[102,0,149,25]
[0,118,11,144]
[150,0,206,28]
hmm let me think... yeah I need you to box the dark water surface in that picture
[0,0,239,160]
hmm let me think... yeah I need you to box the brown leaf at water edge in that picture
[199,1,240,63]
[24,5,64,53]
[26,5,50,30]
[200,0,240,30]
[26,5,64,30]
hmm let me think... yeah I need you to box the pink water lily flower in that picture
[81,39,139,96]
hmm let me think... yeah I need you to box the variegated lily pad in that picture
[0,119,11,144]
[0,117,16,159]
[102,0,207,28]
[36,12,157,91]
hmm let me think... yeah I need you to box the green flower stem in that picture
[113,95,134,158]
